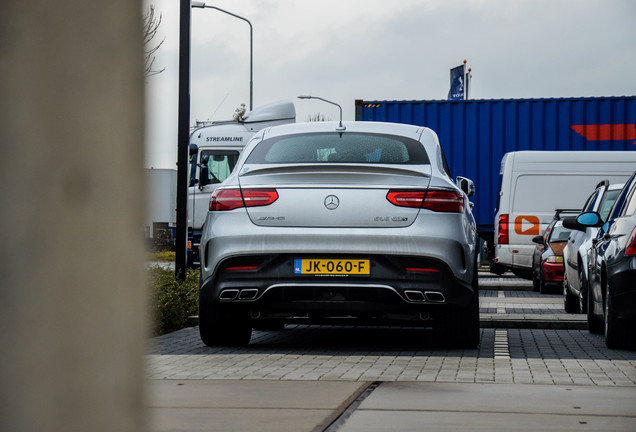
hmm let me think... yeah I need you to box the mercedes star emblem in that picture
[324,195,340,210]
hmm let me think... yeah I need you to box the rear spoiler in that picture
[553,208,581,219]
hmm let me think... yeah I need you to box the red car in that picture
[532,214,575,294]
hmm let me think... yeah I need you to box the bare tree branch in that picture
[143,5,165,78]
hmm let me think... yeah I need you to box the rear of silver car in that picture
[198,122,479,347]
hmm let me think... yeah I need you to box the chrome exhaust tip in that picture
[219,289,239,300]
[424,291,446,303]
[238,288,259,300]
[404,290,426,302]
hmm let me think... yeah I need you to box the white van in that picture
[492,151,636,278]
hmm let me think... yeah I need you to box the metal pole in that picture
[192,3,253,110]
[175,0,192,280]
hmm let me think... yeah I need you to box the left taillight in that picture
[625,227,636,256]
[386,190,427,208]
[210,188,278,211]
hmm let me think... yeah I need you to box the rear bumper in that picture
[200,253,476,319]
[542,262,565,284]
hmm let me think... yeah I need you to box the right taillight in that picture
[210,188,278,211]
[625,227,636,256]
[386,189,464,212]
[498,214,509,245]
[421,190,465,213]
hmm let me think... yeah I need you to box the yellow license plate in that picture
[294,259,370,275]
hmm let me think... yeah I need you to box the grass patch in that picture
[148,250,176,262]
[148,265,198,335]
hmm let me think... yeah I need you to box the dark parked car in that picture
[532,210,575,294]
[562,181,623,314]
[577,171,636,349]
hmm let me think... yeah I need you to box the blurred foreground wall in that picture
[0,1,147,431]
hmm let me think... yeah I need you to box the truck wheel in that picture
[604,280,636,349]
[563,272,580,313]
[199,302,252,347]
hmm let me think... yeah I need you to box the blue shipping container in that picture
[355,96,636,239]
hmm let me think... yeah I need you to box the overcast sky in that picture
[143,0,636,169]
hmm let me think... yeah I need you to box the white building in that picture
[145,168,176,238]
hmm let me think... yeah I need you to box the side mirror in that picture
[532,235,544,245]
[576,212,603,228]
[189,143,199,157]
[199,155,210,187]
[562,216,586,232]
[456,176,475,197]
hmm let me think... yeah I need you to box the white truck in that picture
[492,151,636,278]
[187,100,296,266]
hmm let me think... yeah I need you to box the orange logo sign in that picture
[514,215,540,235]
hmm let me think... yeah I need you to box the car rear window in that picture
[246,132,430,165]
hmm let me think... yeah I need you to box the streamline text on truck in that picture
[187,101,296,266]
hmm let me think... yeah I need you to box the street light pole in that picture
[175,0,192,280]
[192,2,253,111]
[298,95,346,131]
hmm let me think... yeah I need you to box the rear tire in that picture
[539,277,549,295]
[587,283,604,335]
[532,269,540,292]
[199,302,252,347]
[433,261,480,349]
[578,269,588,314]
[604,280,636,349]
[563,272,580,313]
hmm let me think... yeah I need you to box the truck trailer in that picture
[355,96,636,268]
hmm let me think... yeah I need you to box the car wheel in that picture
[578,269,588,314]
[433,263,480,348]
[538,274,549,295]
[604,280,636,349]
[199,302,252,347]
[587,285,604,335]
[563,271,580,313]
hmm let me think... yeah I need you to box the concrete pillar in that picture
[0,1,146,431]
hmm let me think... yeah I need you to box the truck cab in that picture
[187,100,296,266]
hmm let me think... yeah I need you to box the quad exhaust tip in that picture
[404,290,446,303]
[220,288,259,301]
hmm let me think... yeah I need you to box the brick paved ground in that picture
[147,289,636,386]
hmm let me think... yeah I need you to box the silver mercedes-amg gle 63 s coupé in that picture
[198,121,479,347]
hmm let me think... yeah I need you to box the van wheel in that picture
[199,303,252,347]
[563,272,580,313]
